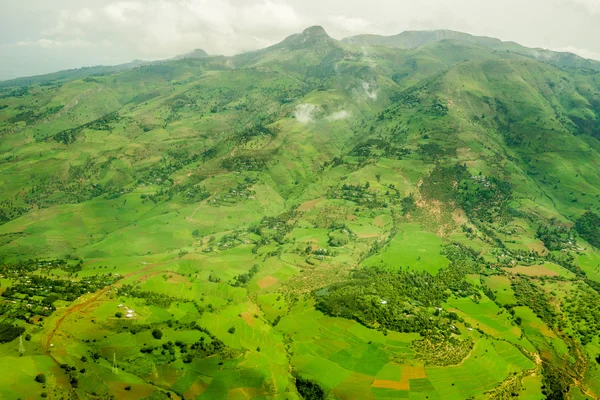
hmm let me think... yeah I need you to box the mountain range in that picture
[1,25,600,400]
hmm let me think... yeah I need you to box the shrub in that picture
[152,329,163,340]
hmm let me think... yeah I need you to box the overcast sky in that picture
[1,0,599,81]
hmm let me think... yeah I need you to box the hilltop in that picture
[0,25,600,400]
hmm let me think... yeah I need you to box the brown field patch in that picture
[228,387,263,399]
[372,380,410,390]
[109,383,154,399]
[400,365,427,387]
[257,275,278,289]
[356,233,379,239]
[241,312,254,327]
[447,308,500,336]
[373,215,386,227]
[184,380,210,399]
[298,198,322,212]
[503,265,559,277]
[526,240,548,254]
[334,372,375,399]
[452,209,468,225]
[346,214,357,221]
[167,273,190,285]
[358,233,381,239]
[530,321,557,338]
[372,365,427,392]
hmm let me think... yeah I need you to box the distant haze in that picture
[1,0,600,80]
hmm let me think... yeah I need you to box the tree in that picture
[295,377,324,400]
[401,194,417,215]
[115,312,123,318]
[70,376,79,388]
[35,374,46,384]
[152,329,163,340]
[228,326,236,334]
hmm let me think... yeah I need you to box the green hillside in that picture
[1,26,600,400]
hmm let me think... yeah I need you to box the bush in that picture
[152,329,163,340]
[228,326,236,334]
[115,312,123,318]
[35,374,46,384]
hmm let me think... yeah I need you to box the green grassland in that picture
[1,25,600,399]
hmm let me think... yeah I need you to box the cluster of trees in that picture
[53,111,120,144]
[511,277,557,327]
[348,137,411,160]
[2,272,120,322]
[536,222,574,251]
[413,336,474,366]
[232,122,279,144]
[0,322,25,343]
[330,182,399,209]
[316,243,480,337]
[209,177,257,207]
[316,268,463,338]
[295,377,325,400]
[118,285,180,308]
[248,210,299,248]
[456,175,513,223]
[137,323,228,365]
[137,150,201,187]
[141,182,209,204]
[562,285,600,345]
[575,211,600,248]
[232,264,259,287]
[420,164,513,225]
[0,258,71,275]
[8,104,63,126]
[221,153,269,172]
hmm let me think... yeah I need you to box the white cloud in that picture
[294,104,319,124]
[29,0,307,59]
[104,2,144,24]
[16,38,96,48]
[555,0,600,15]
[325,110,351,121]
[328,15,374,35]
[553,45,600,61]
[362,82,378,100]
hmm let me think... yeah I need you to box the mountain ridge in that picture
[3,26,600,87]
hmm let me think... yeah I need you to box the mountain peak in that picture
[273,25,336,50]
[172,48,209,60]
[302,25,330,38]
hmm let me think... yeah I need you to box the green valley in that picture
[1,25,600,399]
